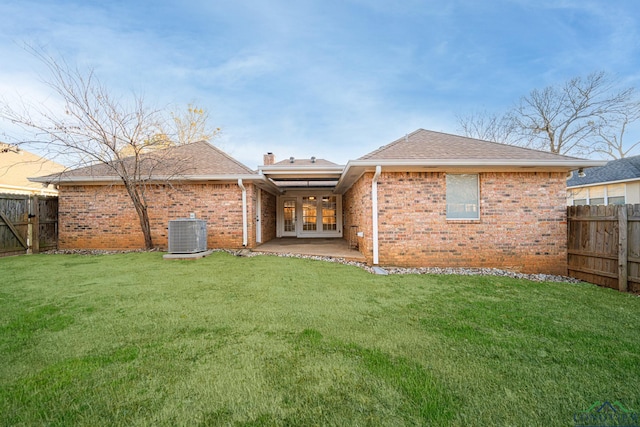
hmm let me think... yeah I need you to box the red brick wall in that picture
[58,182,272,250]
[345,171,568,275]
[343,172,373,256]
[260,189,277,243]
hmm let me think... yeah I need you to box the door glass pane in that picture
[284,200,296,232]
[322,196,337,231]
[302,197,317,231]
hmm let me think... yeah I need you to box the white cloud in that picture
[2,0,640,163]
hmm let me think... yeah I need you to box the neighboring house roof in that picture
[566,155,640,187]
[335,129,606,193]
[0,143,65,195]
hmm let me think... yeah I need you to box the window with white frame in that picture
[570,187,588,205]
[589,186,605,206]
[607,184,625,205]
[570,185,626,206]
[446,174,479,220]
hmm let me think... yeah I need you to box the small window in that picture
[589,187,604,205]
[571,188,589,204]
[446,174,479,220]
[607,184,625,205]
[608,196,625,205]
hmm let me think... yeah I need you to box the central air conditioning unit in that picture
[168,219,207,254]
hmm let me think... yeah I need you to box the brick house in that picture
[32,129,604,274]
[32,142,280,250]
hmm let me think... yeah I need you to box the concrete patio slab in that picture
[254,238,366,262]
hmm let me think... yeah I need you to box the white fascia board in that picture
[259,165,345,171]
[259,166,345,174]
[175,174,263,181]
[334,159,608,194]
[344,159,607,168]
[29,176,123,184]
[32,173,275,187]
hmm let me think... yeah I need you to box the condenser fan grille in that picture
[168,219,207,253]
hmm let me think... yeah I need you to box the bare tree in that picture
[457,71,639,158]
[457,109,518,143]
[591,101,640,159]
[511,72,634,156]
[0,49,186,249]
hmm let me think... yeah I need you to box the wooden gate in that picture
[567,204,640,293]
[0,194,58,256]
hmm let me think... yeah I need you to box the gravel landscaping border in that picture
[46,248,582,283]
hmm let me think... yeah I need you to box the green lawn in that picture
[1,252,639,426]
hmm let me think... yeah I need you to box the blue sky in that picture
[1,0,639,168]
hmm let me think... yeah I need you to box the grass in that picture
[1,252,639,426]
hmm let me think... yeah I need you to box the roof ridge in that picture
[419,129,585,160]
[358,131,416,160]
[360,128,587,161]
[195,141,256,174]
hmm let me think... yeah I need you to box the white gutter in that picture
[28,174,267,184]
[238,178,248,247]
[30,173,281,195]
[334,159,608,194]
[343,159,608,168]
[372,165,381,265]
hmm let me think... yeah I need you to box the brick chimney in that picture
[263,152,275,165]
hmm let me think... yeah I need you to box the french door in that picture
[282,198,297,237]
[278,194,341,238]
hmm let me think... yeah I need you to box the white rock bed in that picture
[46,248,582,283]
[242,250,582,283]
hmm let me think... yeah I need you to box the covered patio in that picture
[254,238,366,262]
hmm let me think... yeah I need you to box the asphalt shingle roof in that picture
[359,129,583,161]
[41,141,255,181]
[567,155,640,186]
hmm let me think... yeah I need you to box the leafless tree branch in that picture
[0,47,205,248]
[457,71,640,158]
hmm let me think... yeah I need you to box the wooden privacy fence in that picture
[567,204,640,293]
[0,194,58,257]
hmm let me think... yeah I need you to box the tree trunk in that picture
[135,203,154,250]
[125,183,154,249]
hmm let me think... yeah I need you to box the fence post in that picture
[32,195,40,254]
[26,196,33,254]
[618,205,628,292]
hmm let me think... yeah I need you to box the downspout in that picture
[238,179,248,247]
[372,165,381,265]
